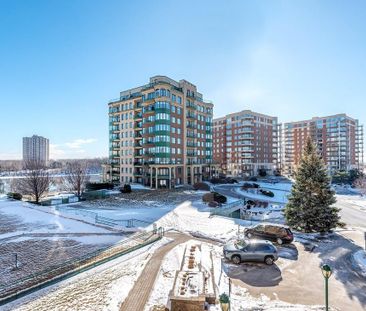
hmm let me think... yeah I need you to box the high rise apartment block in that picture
[107,76,215,188]
[213,110,279,177]
[22,135,50,166]
[283,114,364,174]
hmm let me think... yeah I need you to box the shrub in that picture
[120,184,132,193]
[86,182,114,191]
[208,201,219,208]
[258,168,267,177]
[7,192,22,200]
[259,189,274,197]
[213,192,227,204]
[209,177,222,184]
[242,182,259,189]
[202,192,215,203]
[219,293,230,304]
[193,182,210,191]
[224,178,238,184]
[203,192,227,204]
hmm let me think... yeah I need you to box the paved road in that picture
[213,184,286,205]
[335,197,366,229]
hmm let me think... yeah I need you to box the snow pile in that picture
[352,249,366,277]
[152,201,251,241]
[3,237,172,311]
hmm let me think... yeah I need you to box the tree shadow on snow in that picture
[300,233,366,308]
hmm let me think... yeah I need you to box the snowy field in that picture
[0,198,126,287]
[58,189,206,226]
[2,238,171,311]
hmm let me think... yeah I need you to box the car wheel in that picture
[264,256,274,265]
[276,238,283,245]
[246,232,252,238]
[231,255,241,264]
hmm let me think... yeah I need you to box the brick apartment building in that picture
[283,114,364,175]
[105,76,217,188]
[213,110,280,177]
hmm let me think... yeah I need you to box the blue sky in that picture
[0,0,365,159]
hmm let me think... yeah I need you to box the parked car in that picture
[244,223,293,245]
[223,240,278,265]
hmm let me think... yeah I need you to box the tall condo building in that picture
[213,110,279,177]
[283,114,364,175]
[22,135,50,166]
[107,76,215,188]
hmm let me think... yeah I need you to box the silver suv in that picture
[223,240,278,265]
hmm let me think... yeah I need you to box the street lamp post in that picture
[321,264,333,311]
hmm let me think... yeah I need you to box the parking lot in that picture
[223,232,366,311]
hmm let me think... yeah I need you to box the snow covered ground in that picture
[0,199,115,238]
[2,237,171,311]
[352,249,366,277]
[0,198,128,287]
[152,200,253,242]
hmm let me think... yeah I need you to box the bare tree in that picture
[63,161,90,198]
[16,160,51,203]
[354,176,366,196]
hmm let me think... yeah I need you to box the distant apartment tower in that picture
[107,76,215,188]
[22,135,50,166]
[213,110,279,177]
[283,114,364,175]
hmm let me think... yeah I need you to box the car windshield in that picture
[235,240,248,249]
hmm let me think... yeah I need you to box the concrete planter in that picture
[220,302,229,311]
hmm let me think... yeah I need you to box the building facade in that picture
[107,76,216,188]
[213,110,279,177]
[22,135,50,166]
[283,114,364,175]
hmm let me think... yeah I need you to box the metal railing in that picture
[0,228,163,305]
[55,206,152,228]
[210,199,245,217]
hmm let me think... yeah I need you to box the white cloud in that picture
[65,138,97,149]
[50,138,97,159]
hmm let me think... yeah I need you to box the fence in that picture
[0,228,164,306]
[55,205,152,228]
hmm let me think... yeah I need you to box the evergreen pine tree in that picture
[284,137,343,233]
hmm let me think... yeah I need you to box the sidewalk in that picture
[120,232,191,311]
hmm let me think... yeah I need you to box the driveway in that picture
[225,234,366,311]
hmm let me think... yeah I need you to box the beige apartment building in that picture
[213,110,279,177]
[283,114,364,175]
[22,135,49,166]
[105,76,216,188]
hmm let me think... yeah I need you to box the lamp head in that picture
[321,264,332,279]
